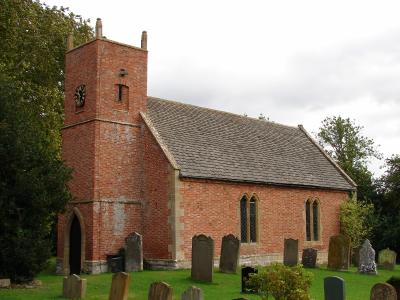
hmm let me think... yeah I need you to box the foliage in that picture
[248,263,313,300]
[370,155,400,257]
[339,198,375,248]
[0,0,93,282]
[317,116,381,201]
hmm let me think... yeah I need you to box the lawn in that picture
[0,261,398,299]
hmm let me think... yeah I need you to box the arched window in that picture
[305,198,320,241]
[240,195,258,243]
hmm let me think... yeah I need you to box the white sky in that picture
[44,0,400,176]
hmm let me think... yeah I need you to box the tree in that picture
[0,0,93,282]
[370,155,400,256]
[339,198,375,248]
[317,116,381,201]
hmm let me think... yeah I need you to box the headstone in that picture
[302,248,317,268]
[191,234,214,282]
[181,286,203,300]
[324,276,345,300]
[370,283,397,300]
[241,266,258,293]
[283,238,299,266]
[378,248,397,270]
[148,281,172,300]
[0,279,11,289]
[358,239,377,274]
[125,232,143,272]
[219,234,240,273]
[352,246,361,267]
[327,234,350,270]
[109,272,130,300]
[387,277,400,300]
[62,274,87,299]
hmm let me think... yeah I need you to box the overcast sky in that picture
[45,0,400,176]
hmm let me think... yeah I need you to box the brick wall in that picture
[178,178,348,262]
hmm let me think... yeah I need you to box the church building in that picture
[57,19,356,274]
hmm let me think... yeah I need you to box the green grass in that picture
[0,261,399,299]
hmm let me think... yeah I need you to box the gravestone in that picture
[148,281,173,300]
[191,234,214,282]
[327,234,350,270]
[219,234,240,273]
[283,238,299,266]
[62,274,87,299]
[324,276,345,300]
[378,248,397,270]
[241,266,258,293]
[370,283,397,300]
[125,232,143,272]
[109,272,130,300]
[0,279,11,288]
[181,286,203,300]
[358,239,377,274]
[302,248,317,268]
[387,277,400,300]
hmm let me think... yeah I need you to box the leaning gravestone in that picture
[125,232,143,272]
[283,238,299,266]
[302,248,318,268]
[387,277,400,300]
[370,283,397,300]
[109,272,130,300]
[324,276,345,300]
[219,234,240,273]
[148,282,173,300]
[378,248,397,270]
[62,274,87,299]
[359,239,377,274]
[191,234,214,282]
[241,266,258,293]
[328,234,350,270]
[181,286,203,300]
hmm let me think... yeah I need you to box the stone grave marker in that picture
[302,248,317,268]
[125,232,143,272]
[283,238,299,266]
[370,283,397,300]
[181,286,203,300]
[148,281,172,300]
[109,272,130,300]
[324,276,345,300]
[62,274,87,299]
[219,234,240,273]
[327,234,350,270]
[0,279,11,289]
[378,248,397,270]
[358,239,377,274]
[387,277,400,300]
[191,234,214,282]
[241,266,258,293]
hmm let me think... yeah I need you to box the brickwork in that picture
[178,178,348,263]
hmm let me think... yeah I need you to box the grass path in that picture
[0,262,398,299]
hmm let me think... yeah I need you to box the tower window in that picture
[116,84,129,102]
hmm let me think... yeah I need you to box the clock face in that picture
[74,84,86,107]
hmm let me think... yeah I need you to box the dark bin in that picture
[107,255,124,273]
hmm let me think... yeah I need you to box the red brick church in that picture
[57,19,356,274]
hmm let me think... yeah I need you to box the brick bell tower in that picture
[57,19,148,274]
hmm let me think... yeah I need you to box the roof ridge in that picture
[147,96,299,130]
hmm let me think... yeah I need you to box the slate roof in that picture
[143,97,356,191]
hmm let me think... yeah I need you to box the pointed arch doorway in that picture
[63,208,85,275]
[69,215,81,274]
